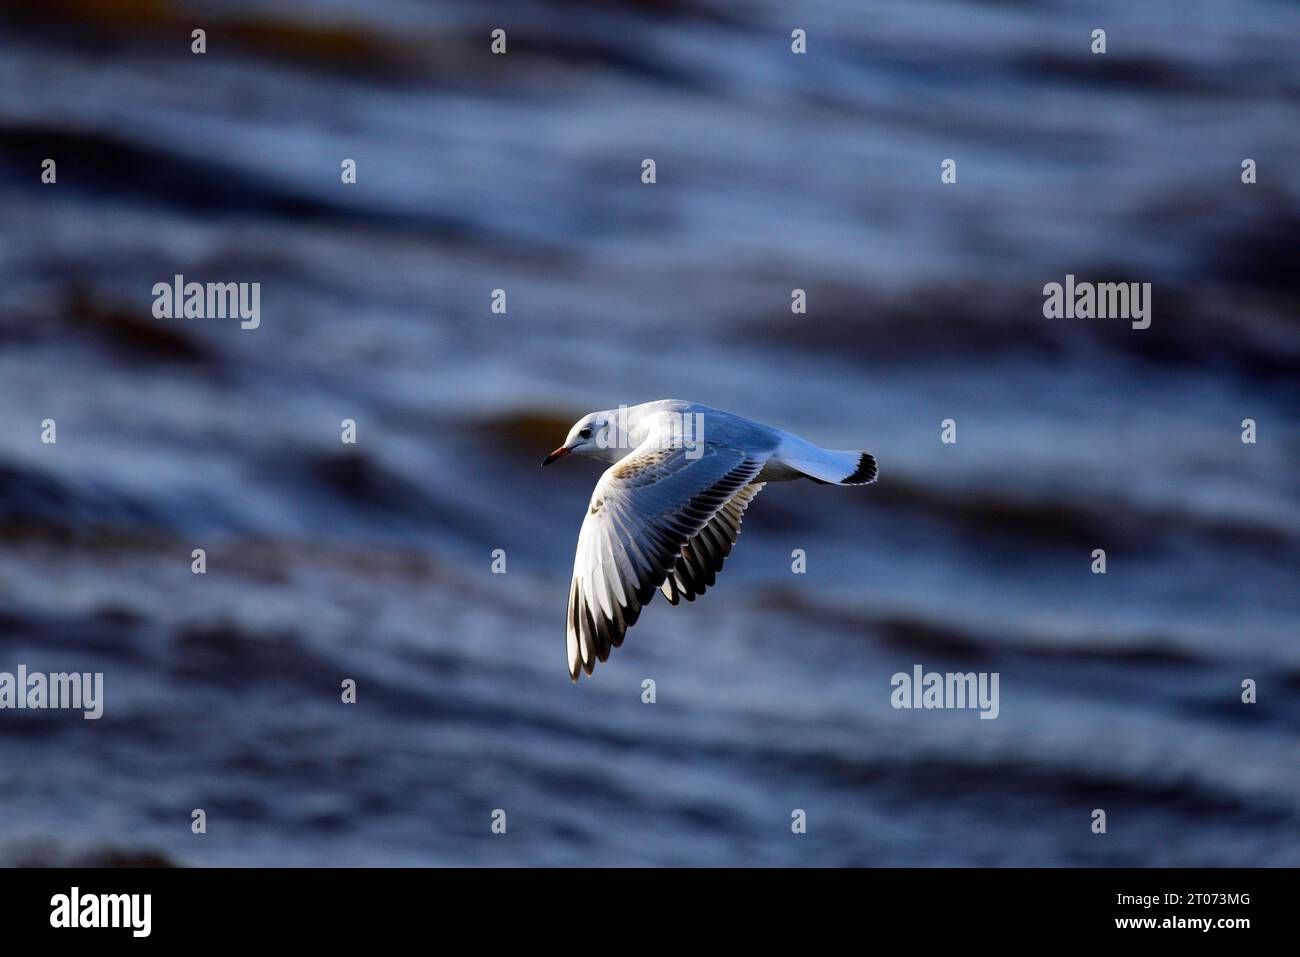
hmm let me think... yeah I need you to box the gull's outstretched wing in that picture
[567,442,765,680]
[659,480,765,605]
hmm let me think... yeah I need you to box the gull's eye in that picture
[579,427,593,439]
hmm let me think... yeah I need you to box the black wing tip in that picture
[568,579,637,680]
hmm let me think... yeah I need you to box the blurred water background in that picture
[0,0,1297,866]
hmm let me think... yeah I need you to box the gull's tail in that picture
[784,447,878,486]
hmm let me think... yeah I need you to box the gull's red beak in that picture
[541,445,570,467]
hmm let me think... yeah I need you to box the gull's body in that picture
[543,400,877,680]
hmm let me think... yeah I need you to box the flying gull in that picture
[542,400,877,680]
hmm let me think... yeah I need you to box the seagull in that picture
[542,400,877,680]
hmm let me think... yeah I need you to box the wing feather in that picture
[661,480,764,604]
[566,443,765,679]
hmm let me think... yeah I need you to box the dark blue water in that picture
[0,0,1297,866]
